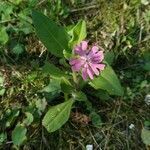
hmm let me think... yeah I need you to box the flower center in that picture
[81,55,91,63]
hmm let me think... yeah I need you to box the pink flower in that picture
[69,41,105,80]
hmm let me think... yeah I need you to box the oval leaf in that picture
[90,64,124,96]
[42,100,74,132]
[32,10,69,57]
[12,124,27,146]
[141,128,150,146]
[23,112,34,126]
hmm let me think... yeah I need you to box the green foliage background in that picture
[0,0,150,149]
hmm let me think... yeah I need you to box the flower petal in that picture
[89,63,99,76]
[69,59,79,65]
[88,46,100,58]
[71,41,105,80]
[81,41,88,51]
[91,57,101,63]
[72,65,80,71]
[87,66,94,80]
[90,51,104,63]
[74,45,82,55]
[95,64,105,71]
[71,59,85,71]
[91,46,99,52]
[74,41,88,56]
[96,51,104,62]
[82,68,88,80]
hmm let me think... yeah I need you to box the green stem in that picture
[64,93,68,101]
[72,71,78,84]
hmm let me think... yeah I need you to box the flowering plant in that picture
[70,41,105,80]
[32,10,124,133]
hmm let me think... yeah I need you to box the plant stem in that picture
[64,93,68,101]
[72,71,78,84]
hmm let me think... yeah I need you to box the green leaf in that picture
[72,91,87,101]
[0,26,8,45]
[60,77,74,93]
[0,89,5,96]
[41,79,61,94]
[9,0,22,5]
[143,62,150,71]
[68,20,87,48]
[90,64,124,96]
[144,120,150,128]
[94,89,111,101]
[41,79,61,101]
[6,109,20,127]
[42,61,67,78]
[142,51,150,71]
[42,100,74,132]
[26,71,37,82]
[0,3,13,21]
[141,0,149,5]
[83,99,102,127]
[23,112,34,126]
[35,98,47,112]
[18,9,32,23]
[19,21,33,34]
[32,10,69,57]
[12,44,24,55]
[12,124,27,146]
[141,128,150,146]
[0,74,4,85]
[28,0,38,7]
[90,112,102,127]
[104,51,115,65]
[63,49,72,60]
[0,133,7,144]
